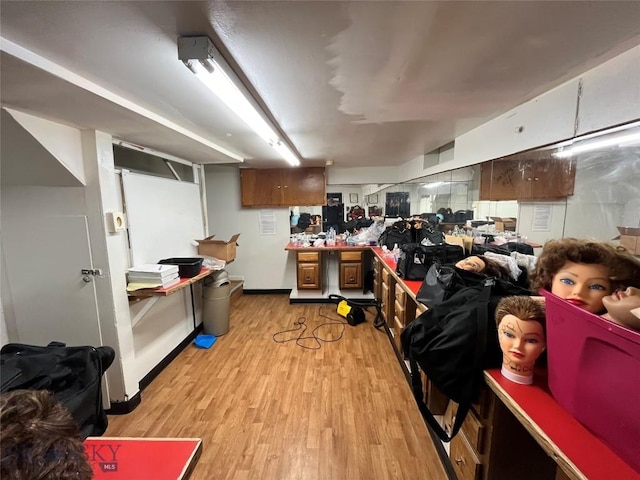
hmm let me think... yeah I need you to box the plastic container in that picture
[202,270,231,336]
[159,258,204,278]
[542,290,640,472]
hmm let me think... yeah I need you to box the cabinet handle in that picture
[284,185,288,188]
[534,177,539,181]
[455,457,466,466]
[277,185,281,189]
[349,276,355,282]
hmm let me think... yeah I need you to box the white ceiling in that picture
[1,1,639,169]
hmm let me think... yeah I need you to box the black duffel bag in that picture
[396,243,465,280]
[0,341,115,439]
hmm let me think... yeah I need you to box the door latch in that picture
[81,269,103,276]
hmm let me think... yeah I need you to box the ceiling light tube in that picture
[273,140,301,167]
[554,132,640,158]
[179,36,301,166]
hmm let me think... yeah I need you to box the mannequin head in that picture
[602,287,640,331]
[495,296,546,384]
[529,238,639,313]
[455,255,511,279]
[549,261,612,314]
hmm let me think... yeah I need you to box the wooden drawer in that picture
[340,250,363,262]
[444,403,485,454]
[394,299,405,322]
[297,251,319,262]
[393,316,403,353]
[381,282,389,322]
[395,283,407,304]
[450,432,482,480]
[381,267,390,284]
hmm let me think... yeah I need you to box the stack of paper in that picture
[127,264,180,291]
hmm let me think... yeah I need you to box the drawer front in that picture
[298,251,319,262]
[394,283,406,305]
[381,267,390,284]
[340,250,363,262]
[394,299,405,322]
[393,316,404,354]
[381,282,389,322]
[461,409,485,454]
[450,433,482,480]
[444,403,485,454]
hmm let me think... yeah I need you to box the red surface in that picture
[84,437,201,480]
[486,369,640,479]
[371,247,423,295]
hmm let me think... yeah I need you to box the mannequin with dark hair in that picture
[0,389,94,480]
[455,255,511,280]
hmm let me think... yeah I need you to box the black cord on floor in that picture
[272,304,347,350]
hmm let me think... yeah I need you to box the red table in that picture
[84,437,202,480]
[485,370,639,479]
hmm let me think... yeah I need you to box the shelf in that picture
[127,268,215,298]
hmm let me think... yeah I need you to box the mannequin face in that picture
[551,261,612,313]
[498,314,546,376]
[455,256,486,273]
[602,287,640,330]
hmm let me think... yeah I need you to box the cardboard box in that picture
[490,217,517,232]
[617,226,640,255]
[196,234,240,262]
[543,290,640,472]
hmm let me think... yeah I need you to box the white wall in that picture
[204,165,295,290]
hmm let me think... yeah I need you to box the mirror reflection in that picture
[291,120,639,253]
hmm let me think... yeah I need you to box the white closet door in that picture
[2,214,102,347]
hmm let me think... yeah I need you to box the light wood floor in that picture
[106,294,448,480]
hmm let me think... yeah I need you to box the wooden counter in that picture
[371,248,639,480]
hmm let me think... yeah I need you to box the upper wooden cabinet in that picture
[240,167,326,207]
[480,158,576,201]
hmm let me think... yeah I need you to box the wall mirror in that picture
[300,120,639,250]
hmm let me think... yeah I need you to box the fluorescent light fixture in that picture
[554,131,640,158]
[178,36,301,167]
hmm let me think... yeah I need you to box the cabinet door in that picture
[529,158,577,200]
[340,262,362,289]
[480,159,523,201]
[240,169,283,206]
[282,167,326,205]
[297,263,321,289]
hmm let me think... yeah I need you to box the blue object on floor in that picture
[194,334,217,349]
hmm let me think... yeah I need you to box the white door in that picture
[2,215,102,347]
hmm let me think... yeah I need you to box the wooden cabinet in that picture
[296,251,321,290]
[480,158,576,201]
[240,167,326,206]
[339,250,362,289]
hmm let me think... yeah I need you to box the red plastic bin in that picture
[542,289,640,473]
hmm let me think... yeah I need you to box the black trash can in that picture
[202,270,231,336]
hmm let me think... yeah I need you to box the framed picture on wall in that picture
[349,193,358,203]
[367,193,378,204]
